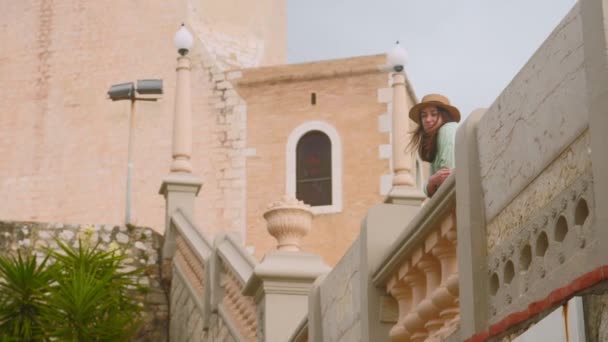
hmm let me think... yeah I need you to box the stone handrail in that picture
[163,209,214,340]
[216,234,259,341]
[373,175,459,341]
[169,210,213,307]
[163,211,261,341]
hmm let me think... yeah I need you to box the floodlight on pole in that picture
[107,79,163,226]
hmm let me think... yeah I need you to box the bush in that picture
[0,240,147,341]
[0,253,55,341]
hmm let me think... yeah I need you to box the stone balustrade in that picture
[163,210,213,341]
[216,235,259,341]
[174,233,206,299]
[163,209,260,341]
[373,175,458,342]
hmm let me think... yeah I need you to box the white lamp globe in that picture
[388,41,408,72]
[174,24,193,55]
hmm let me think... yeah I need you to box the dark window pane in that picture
[296,131,332,206]
[296,179,332,206]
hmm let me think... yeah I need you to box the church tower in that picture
[0,0,285,231]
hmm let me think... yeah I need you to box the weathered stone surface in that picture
[583,290,608,342]
[487,172,595,324]
[477,4,588,222]
[319,238,361,341]
[486,130,591,253]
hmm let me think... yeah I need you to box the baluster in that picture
[401,268,427,342]
[387,275,412,341]
[416,253,443,336]
[429,240,458,329]
[434,222,460,339]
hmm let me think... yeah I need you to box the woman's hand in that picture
[427,168,452,197]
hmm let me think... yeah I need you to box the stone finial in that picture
[263,195,313,252]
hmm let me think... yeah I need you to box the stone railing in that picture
[453,1,608,339]
[215,234,259,341]
[373,175,459,341]
[162,208,259,341]
[163,209,213,341]
[162,194,331,341]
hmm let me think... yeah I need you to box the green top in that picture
[424,122,458,195]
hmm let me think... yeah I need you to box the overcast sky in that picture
[288,0,576,117]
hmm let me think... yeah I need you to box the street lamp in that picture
[388,40,408,72]
[174,23,194,56]
[107,79,163,225]
[158,23,202,237]
[387,41,417,195]
[168,24,194,173]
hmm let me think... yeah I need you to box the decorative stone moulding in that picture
[487,173,594,324]
[263,195,313,252]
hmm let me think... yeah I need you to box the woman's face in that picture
[420,105,443,133]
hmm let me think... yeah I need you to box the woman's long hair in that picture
[407,107,456,162]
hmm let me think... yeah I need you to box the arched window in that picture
[286,121,342,214]
[296,131,332,206]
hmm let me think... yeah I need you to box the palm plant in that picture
[0,239,147,341]
[0,252,55,341]
[43,240,145,341]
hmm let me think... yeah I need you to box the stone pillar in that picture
[170,55,194,173]
[454,108,488,338]
[387,72,425,205]
[160,51,202,258]
[243,196,330,342]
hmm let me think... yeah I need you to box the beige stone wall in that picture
[477,3,588,223]
[236,55,402,264]
[318,238,362,341]
[486,130,591,253]
[188,0,286,68]
[0,0,283,236]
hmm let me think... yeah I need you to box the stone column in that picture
[243,196,330,342]
[387,72,425,205]
[454,108,488,338]
[170,55,194,173]
[160,52,202,258]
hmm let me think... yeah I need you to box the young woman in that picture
[408,94,461,197]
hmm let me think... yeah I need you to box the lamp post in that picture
[387,41,416,188]
[107,79,163,225]
[159,24,202,240]
[385,41,426,205]
[170,24,194,173]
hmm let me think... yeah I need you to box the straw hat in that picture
[409,94,461,124]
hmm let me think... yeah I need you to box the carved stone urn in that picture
[263,195,313,252]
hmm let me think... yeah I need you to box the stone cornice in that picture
[234,54,416,101]
[243,251,331,298]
